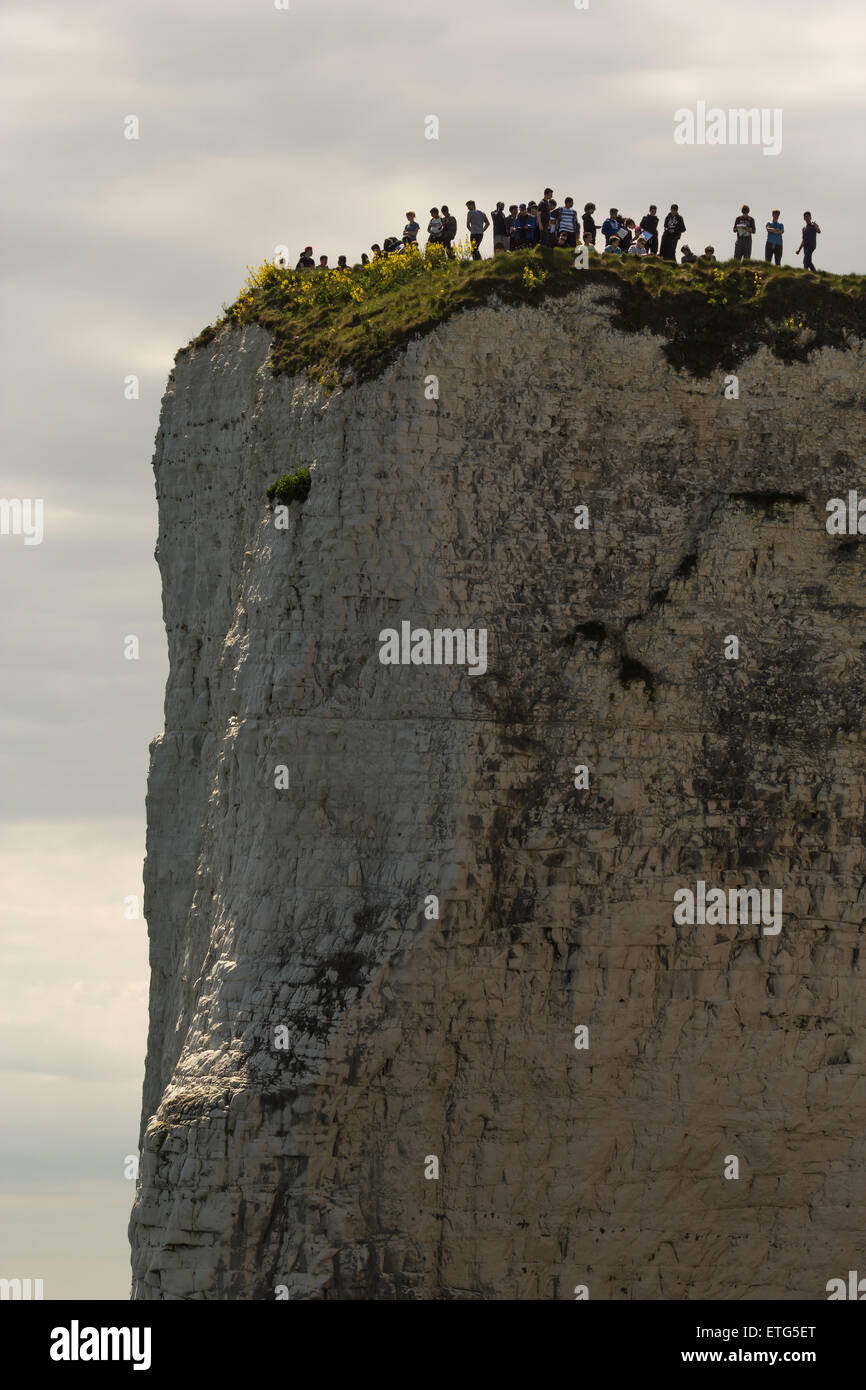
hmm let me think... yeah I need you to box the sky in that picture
[1,0,864,1302]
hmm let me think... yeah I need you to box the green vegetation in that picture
[266,467,312,505]
[183,242,866,383]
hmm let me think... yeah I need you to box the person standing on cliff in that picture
[601,208,620,245]
[582,203,597,247]
[764,210,784,264]
[640,205,659,254]
[659,205,686,260]
[466,201,489,259]
[440,205,457,258]
[537,188,555,245]
[618,218,636,254]
[403,212,420,247]
[491,201,510,254]
[733,205,756,260]
[524,200,538,246]
[295,246,315,269]
[427,208,444,246]
[513,203,534,248]
[797,212,821,270]
[545,199,559,245]
[555,198,579,248]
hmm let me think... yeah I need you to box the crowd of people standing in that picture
[295,191,823,272]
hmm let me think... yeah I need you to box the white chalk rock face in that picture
[130,297,866,1299]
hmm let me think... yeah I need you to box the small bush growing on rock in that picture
[267,468,312,506]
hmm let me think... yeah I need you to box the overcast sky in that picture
[1,0,864,1301]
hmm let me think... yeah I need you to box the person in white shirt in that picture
[427,208,444,246]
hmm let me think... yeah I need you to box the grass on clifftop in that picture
[182,241,866,384]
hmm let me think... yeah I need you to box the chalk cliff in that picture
[130,288,866,1299]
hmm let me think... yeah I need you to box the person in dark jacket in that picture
[440,205,457,258]
[296,245,315,269]
[537,188,555,245]
[733,205,756,260]
[659,205,686,260]
[582,203,597,247]
[491,201,510,253]
[797,212,821,270]
[640,205,659,254]
[545,199,559,245]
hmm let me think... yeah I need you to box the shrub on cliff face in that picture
[267,468,311,506]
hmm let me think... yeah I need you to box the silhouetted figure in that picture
[797,212,821,270]
[538,188,555,245]
[441,205,457,257]
[491,202,510,253]
[659,205,686,260]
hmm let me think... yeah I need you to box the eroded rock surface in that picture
[130,294,866,1299]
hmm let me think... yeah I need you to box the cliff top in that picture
[182,246,866,385]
